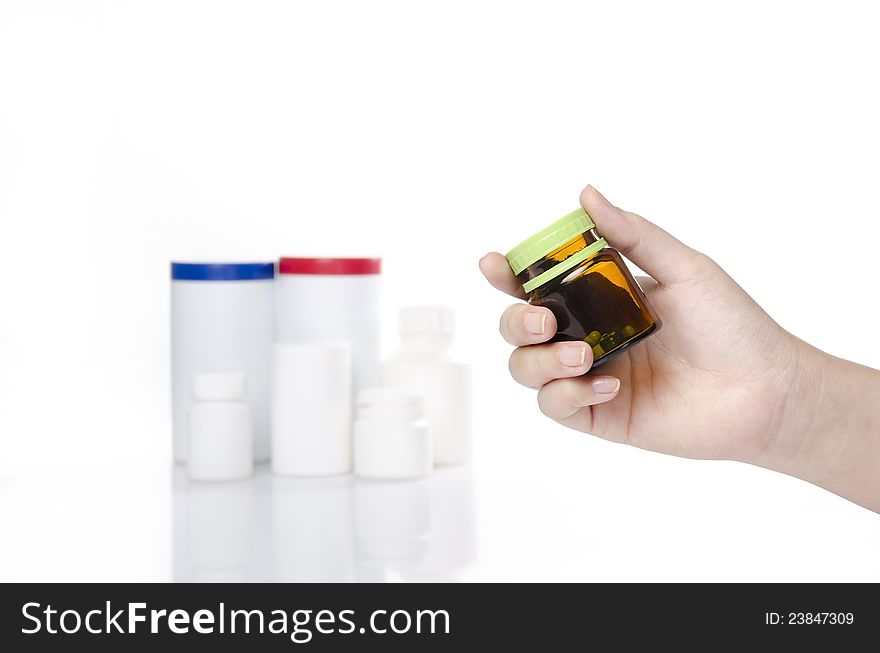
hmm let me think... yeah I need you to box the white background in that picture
[1,0,879,582]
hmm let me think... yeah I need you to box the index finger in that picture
[479,252,527,300]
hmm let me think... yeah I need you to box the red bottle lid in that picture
[278,257,382,275]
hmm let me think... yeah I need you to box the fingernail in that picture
[591,377,620,394]
[558,343,588,367]
[524,311,547,335]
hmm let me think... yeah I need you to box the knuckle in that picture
[696,251,717,270]
[687,251,718,278]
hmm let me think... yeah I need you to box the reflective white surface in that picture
[2,449,880,582]
[0,463,478,582]
[171,466,476,583]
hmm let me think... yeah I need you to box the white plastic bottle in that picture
[353,389,432,479]
[382,306,472,466]
[187,371,254,482]
[171,262,274,464]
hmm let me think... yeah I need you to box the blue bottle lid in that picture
[171,262,275,281]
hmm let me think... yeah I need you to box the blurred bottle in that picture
[383,306,472,466]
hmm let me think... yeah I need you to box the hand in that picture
[481,185,803,465]
[483,186,880,512]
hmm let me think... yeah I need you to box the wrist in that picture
[754,340,835,475]
[751,339,880,511]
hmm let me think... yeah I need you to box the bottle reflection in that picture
[396,466,477,582]
[271,474,356,582]
[172,464,476,582]
[172,466,258,582]
[353,477,431,579]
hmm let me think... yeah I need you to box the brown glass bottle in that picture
[507,209,661,367]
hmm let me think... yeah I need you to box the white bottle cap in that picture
[399,305,454,338]
[354,388,432,480]
[187,372,254,482]
[271,342,352,477]
[191,371,246,402]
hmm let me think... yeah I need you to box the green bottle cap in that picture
[505,208,596,276]
[520,237,607,293]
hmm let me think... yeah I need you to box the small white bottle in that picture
[187,372,254,482]
[382,306,472,466]
[353,389,432,479]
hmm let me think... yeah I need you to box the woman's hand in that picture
[481,185,880,511]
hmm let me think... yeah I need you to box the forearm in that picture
[758,342,880,512]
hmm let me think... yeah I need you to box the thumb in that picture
[580,185,705,287]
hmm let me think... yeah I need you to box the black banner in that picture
[1,583,876,650]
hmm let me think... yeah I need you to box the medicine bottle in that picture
[382,305,471,466]
[187,371,254,482]
[353,389,432,480]
[506,208,661,366]
[171,262,274,463]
